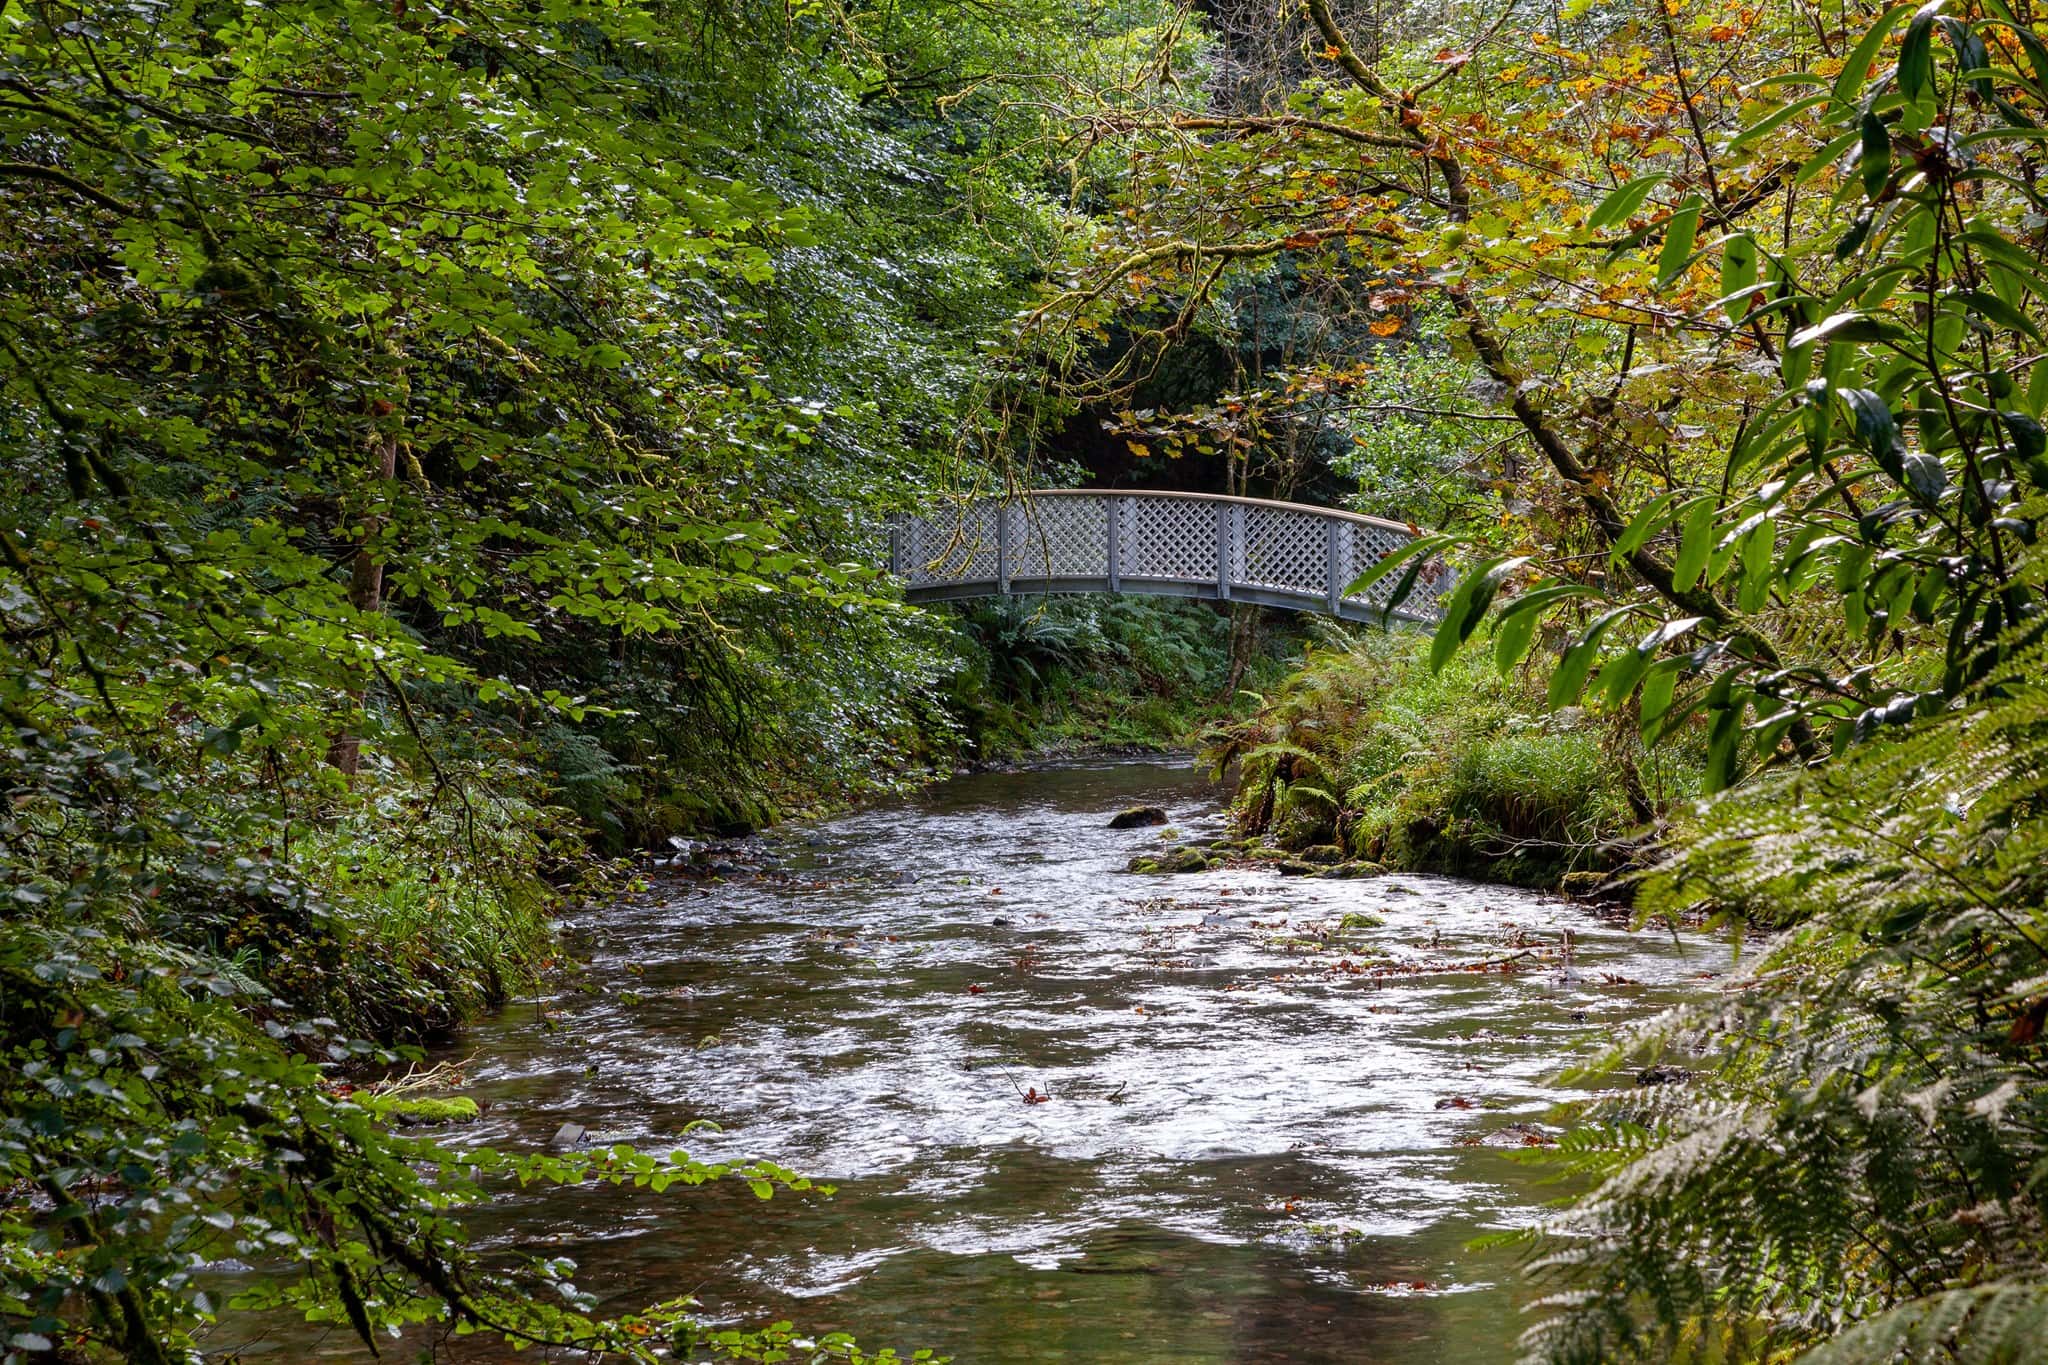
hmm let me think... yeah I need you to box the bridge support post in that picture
[1217,503,1240,602]
[996,498,1011,595]
[888,518,904,579]
[1106,496,1122,592]
[1325,520,1349,614]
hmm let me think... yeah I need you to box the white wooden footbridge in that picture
[888,490,1444,625]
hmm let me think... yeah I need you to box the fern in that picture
[1520,620,2048,1362]
[1799,1284,2048,1365]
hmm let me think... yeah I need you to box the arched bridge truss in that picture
[888,491,1445,625]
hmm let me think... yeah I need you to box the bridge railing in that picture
[887,490,1446,625]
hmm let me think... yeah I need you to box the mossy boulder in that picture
[1126,846,1211,874]
[1108,805,1169,830]
[363,1094,480,1126]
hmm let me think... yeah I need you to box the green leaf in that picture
[1429,556,1530,673]
[1859,112,1892,200]
[1728,93,1830,150]
[1492,583,1607,673]
[1721,234,1759,324]
[1548,606,1638,709]
[1636,616,1709,653]
[1344,533,1458,602]
[1549,640,1599,709]
[1843,388,1946,503]
[1638,662,1680,733]
[1672,498,1717,592]
[1941,124,2048,147]
[1936,15,1992,98]
[1494,603,1541,673]
[1594,648,1650,709]
[1897,2,1943,105]
[1951,289,2044,342]
[1788,311,1908,349]
[1704,692,1748,793]
[1656,198,1701,288]
[1588,174,1670,230]
[1798,126,1865,184]
[1611,489,1684,568]
[2001,409,2046,463]
[1999,14,2048,94]
[1738,521,1776,612]
[1832,5,1915,110]
[1834,210,1875,259]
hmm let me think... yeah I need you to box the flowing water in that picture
[242,759,1724,1363]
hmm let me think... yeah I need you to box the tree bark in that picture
[326,402,400,776]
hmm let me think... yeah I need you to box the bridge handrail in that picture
[998,487,1421,537]
[886,489,1446,625]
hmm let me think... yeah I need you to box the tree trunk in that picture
[326,405,400,776]
[1223,602,1259,699]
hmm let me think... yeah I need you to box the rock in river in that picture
[1126,845,1211,874]
[1108,804,1170,829]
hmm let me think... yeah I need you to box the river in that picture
[244,758,1721,1363]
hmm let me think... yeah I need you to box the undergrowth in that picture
[1205,629,1700,889]
[944,596,1292,758]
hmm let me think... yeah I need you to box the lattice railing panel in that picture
[1005,495,1108,580]
[1126,497,1217,582]
[1343,520,1441,614]
[1237,504,1326,595]
[900,501,1000,586]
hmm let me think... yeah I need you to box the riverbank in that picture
[940,596,1295,763]
[1199,634,1703,897]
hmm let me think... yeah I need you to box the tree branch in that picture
[1165,113,1415,150]
[0,161,137,215]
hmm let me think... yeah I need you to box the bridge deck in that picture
[888,490,1444,625]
